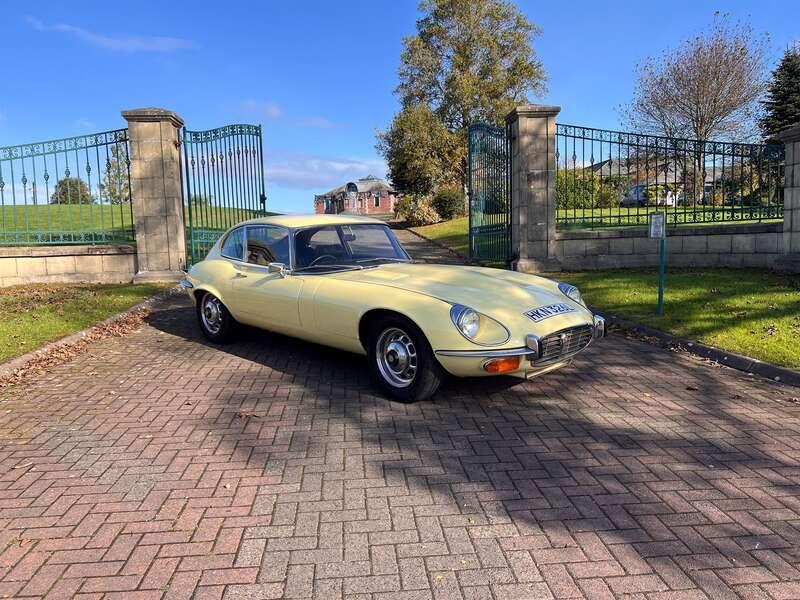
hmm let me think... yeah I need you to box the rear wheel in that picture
[367,315,443,403]
[197,292,236,343]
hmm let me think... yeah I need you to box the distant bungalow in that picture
[314,175,398,216]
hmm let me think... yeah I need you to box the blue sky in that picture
[0,0,797,213]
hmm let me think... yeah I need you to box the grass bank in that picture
[410,217,469,256]
[562,269,799,369]
[0,283,171,363]
[407,218,798,368]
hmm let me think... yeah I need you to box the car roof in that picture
[239,214,385,229]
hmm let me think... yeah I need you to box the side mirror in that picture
[267,262,289,277]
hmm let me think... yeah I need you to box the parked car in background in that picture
[620,184,677,207]
[181,215,605,403]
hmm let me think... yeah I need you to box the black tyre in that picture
[366,315,444,403]
[196,292,236,343]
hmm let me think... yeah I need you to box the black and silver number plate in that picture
[524,302,576,322]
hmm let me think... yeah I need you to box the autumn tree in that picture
[622,15,767,142]
[760,45,800,141]
[377,105,463,196]
[50,177,93,204]
[378,0,546,194]
[622,14,768,204]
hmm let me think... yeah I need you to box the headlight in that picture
[558,282,583,305]
[451,305,480,339]
[450,304,510,345]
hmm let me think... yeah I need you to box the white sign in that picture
[649,212,666,239]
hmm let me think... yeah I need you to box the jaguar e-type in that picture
[181,215,604,402]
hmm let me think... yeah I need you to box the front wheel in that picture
[367,316,444,403]
[196,292,236,343]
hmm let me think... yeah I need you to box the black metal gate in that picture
[467,123,512,263]
[182,124,267,265]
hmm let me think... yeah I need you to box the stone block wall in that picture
[507,105,800,274]
[1,107,189,288]
[0,245,137,287]
[553,223,783,270]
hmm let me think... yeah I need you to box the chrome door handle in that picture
[234,272,248,278]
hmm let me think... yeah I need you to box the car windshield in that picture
[292,224,410,272]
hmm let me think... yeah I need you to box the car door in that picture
[232,225,303,334]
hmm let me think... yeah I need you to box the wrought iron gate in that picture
[467,123,512,263]
[182,124,267,265]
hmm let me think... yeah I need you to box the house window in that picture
[374,196,380,208]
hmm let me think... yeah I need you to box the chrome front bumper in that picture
[435,315,605,364]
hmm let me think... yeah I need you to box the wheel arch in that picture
[358,308,427,354]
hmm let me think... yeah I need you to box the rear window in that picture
[220,228,244,260]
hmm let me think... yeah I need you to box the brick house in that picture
[314,175,398,216]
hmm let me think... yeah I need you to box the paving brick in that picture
[2,285,800,600]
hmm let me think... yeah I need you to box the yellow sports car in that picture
[181,215,604,402]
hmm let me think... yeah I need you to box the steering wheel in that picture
[308,254,338,267]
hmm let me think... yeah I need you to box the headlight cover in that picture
[558,281,583,306]
[450,304,510,345]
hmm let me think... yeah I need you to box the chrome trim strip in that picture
[435,347,534,358]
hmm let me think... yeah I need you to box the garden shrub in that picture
[406,197,440,227]
[393,196,415,221]
[556,169,599,210]
[431,186,466,220]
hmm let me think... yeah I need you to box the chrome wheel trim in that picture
[201,294,224,335]
[376,327,418,388]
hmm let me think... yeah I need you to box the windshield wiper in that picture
[355,257,410,264]
[293,264,364,273]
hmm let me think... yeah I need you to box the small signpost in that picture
[649,212,666,315]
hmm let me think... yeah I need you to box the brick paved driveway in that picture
[2,286,800,598]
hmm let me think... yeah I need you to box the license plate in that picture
[524,302,576,322]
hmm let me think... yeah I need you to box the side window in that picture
[246,226,290,266]
[220,228,244,260]
[294,226,347,267]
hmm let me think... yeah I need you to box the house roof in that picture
[318,175,395,198]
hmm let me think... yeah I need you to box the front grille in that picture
[537,324,593,364]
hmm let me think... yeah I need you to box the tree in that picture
[379,0,546,190]
[50,177,93,205]
[760,46,800,141]
[622,14,768,142]
[377,105,463,196]
[101,145,130,204]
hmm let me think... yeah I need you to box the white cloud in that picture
[241,100,284,120]
[265,151,387,191]
[25,16,195,52]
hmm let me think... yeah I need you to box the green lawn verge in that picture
[410,217,469,256]
[0,283,171,363]
[562,269,800,369]
[1,204,274,245]
[407,218,798,368]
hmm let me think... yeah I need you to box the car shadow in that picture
[145,296,800,588]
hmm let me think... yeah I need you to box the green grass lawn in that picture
[411,216,469,256]
[409,218,798,368]
[562,269,800,369]
[0,283,171,363]
[0,204,273,245]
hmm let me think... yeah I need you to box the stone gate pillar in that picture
[777,125,800,273]
[506,105,561,272]
[122,107,186,282]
